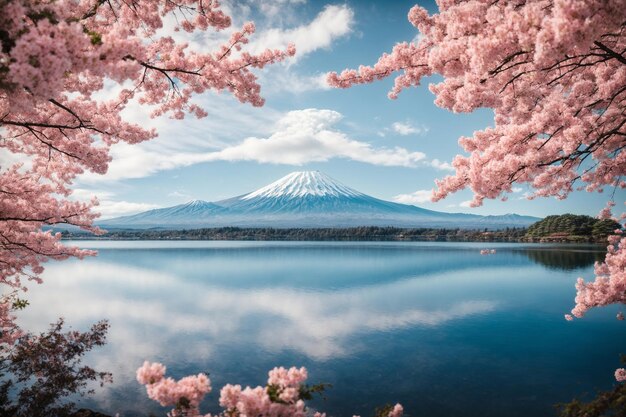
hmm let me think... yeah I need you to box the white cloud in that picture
[412,32,426,45]
[460,200,474,208]
[261,71,331,94]
[71,188,115,201]
[78,91,281,183]
[205,109,426,166]
[392,189,433,205]
[392,122,415,135]
[168,190,194,200]
[254,0,307,19]
[427,158,454,171]
[81,108,427,182]
[160,3,355,61]
[71,188,160,219]
[519,191,534,200]
[0,146,29,169]
[80,142,200,182]
[391,121,428,136]
[96,201,161,219]
[512,187,523,193]
[248,5,354,60]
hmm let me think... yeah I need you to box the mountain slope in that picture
[106,200,226,226]
[100,171,540,229]
[217,171,440,216]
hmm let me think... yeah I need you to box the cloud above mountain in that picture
[393,189,434,205]
[80,109,429,182]
[71,188,161,219]
[207,109,426,166]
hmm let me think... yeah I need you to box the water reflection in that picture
[520,245,605,270]
[13,242,626,417]
[18,259,498,359]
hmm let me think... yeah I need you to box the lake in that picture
[15,241,625,417]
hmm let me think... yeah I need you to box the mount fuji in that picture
[100,171,539,229]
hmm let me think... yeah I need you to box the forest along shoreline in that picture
[59,214,619,244]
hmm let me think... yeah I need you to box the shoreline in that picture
[59,226,609,244]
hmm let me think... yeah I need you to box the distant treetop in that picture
[525,214,621,242]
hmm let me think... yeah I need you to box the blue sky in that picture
[75,0,624,219]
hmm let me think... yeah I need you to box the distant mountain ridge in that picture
[100,171,540,229]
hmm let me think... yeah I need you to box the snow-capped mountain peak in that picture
[241,171,363,200]
[99,171,540,229]
[185,199,210,206]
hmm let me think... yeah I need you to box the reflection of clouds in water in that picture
[255,300,495,358]
[16,260,497,414]
[20,261,497,360]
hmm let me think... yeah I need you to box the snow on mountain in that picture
[241,171,364,199]
[100,171,540,229]
[216,171,439,216]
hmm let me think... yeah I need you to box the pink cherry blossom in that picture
[138,362,403,417]
[329,1,624,210]
[570,232,626,319]
[388,404,404,417]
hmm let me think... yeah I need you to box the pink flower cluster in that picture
[0,0,294,289]
[569,230,626,319]
[329,0,625,210]
[137,361,211,417]
[137,362,403,417]
[480,249,496,255]
[328,0,626,378]
[218,367,308,417]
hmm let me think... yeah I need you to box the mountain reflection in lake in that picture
[15,242,624,417]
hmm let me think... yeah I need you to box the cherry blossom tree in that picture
[328,0,626,371]
[0,0,295,291]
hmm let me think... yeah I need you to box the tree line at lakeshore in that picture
[525,215,622,243]
[60,214,621,243]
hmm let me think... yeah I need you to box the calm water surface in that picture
[16,241,625,417]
